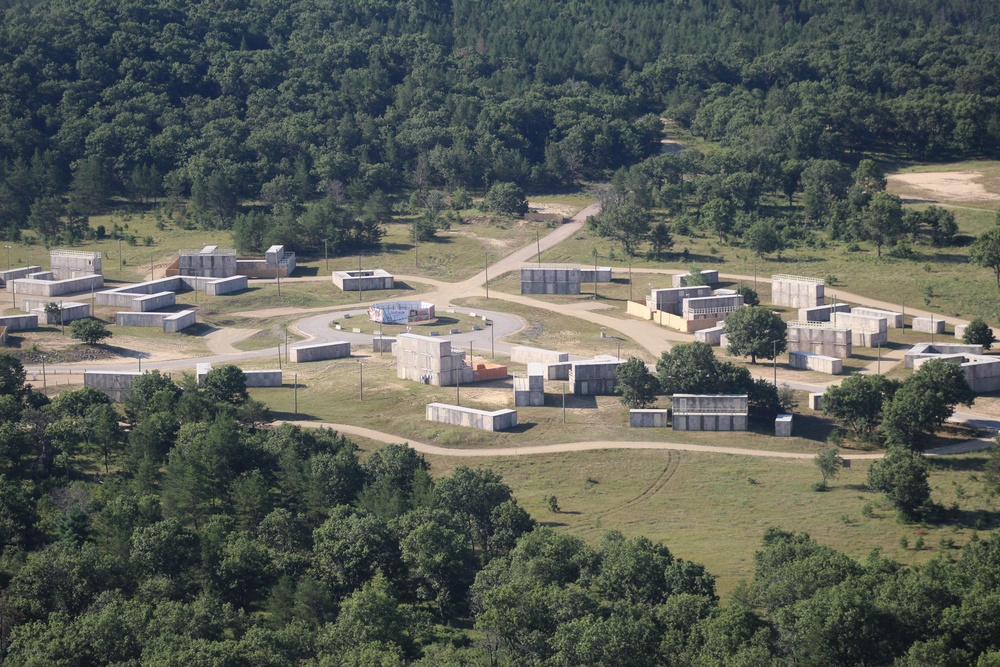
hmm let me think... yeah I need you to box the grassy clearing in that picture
[418,448,1000,598]
[453,296,653,362]
[329,311,489,337]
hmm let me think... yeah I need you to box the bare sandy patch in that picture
[527,202,577,218]
[887,171,1000,202]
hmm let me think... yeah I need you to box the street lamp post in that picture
[772,340,779,387]
[487,319,494,359]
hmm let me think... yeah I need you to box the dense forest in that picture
[3,355,1000,665]
[1,0,1000,254]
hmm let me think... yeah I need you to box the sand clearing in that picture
[887,170,1000,202]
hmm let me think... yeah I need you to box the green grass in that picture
[413,446,1000,599]
[329,311,489,336]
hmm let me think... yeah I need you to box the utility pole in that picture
[877,342,881,374]
[41,357,46,395]
[536,230,541,266]
[359,361,364,401]
[294,373,298,414]
[414,221,419,267]
[484,253,489,299]
[628,257,632,301]
[284,327,289,363]
[4,245,9,271]
[150,252,154,281]
[277,344,282,369]
[60,300,64,335]
[118,237,123,274]
[324,239,329,273]
[772,340,779,387]
[562,383,566,423]
[593,249,598,299]
[276,271,281,297]
[358,254,362,302]
[487,319,494,359]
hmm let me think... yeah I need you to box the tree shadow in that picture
[539,521,568,528]
[269,409,321,421]
[926,455,988,473]
[504,422,536,434]
[292,266,318,277]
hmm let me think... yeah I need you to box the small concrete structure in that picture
[830,312,888,347]
[912,317,945,334]
[579,267,612,283]
[244,370,283,387]
[546,362,571,381]
[425,403,518,431]
[51,250,102,279]
[630,409,668,427]
[771,274,824,308]
[569,357,624,395]
[196,363,213,385]
[332,269,395,291]
[852,307,904,328]
[671,270,719,287]
[115,309,196,333]
[797,303,851,323]
[394,333,472,386]
[205,275,248,295]
[168,245,295,279]
[368,301,435,325]
[8,273,103,297]
[955,324,967,339]
[672,394,748,431]
[904,343,983,368]
[681,294,743,321]
[521,265,581,295]
[0,314,38,332]
[648,286,712,315]
[787,321,853,358]
[513,375,544,406]
[373,336,396,353]
[22,300,90,325]
[0,266,42,286]
[84,370,143,402]
[27,271,54,281]
[808,393,823,411]
[789,351,843,375]
[775,414,793,437]
[290,341,351,363]
[695,324,725,346]
[510,346,569,365]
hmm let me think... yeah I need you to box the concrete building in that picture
[789,351,843,375]
[521,265,581,295]
[0,266,42,286]
[852,307,904,328]
[672,394,748,431]
[671,270,719,287]
[808,393,823,411]
[630,409,668,427]
[21,299,90,325]
[332,269,394,291]
[569,358,624,395]
[513,375,544,406]
[797,303,851,323]
[8,273,103,298]
[290,341,351,363]
[787,321,853,358]
[116,310,196,333]
[510,346,569,365]
[913,317,945,334]
[681,294,744,322]
[373,336,396,353]
[647,286,712,315]
[775,414,793,437]
[907,345,1000,393]
[168,244,295,279]
[84,370,143,402]
[425,403,518,431]
[244,370,283,387]
[955,324,967,339]
[394,333,472,386]
[904,343,983,369]
[829,311,888,347]
[771,274,825,308]
[695,324,725,346]
[51,250,102,279]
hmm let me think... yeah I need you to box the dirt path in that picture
[203,327,260,355]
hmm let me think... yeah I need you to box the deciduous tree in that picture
[724,306,787,364]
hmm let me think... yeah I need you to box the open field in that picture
[420,448,1000,598]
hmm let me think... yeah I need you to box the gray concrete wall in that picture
[244,370,282,387]
[789,351,843,375]
[28,271,54,280]
[511,346,569,365]
[332,269,395,291]
[913,317,945,334]
[905,343,984,368]
[84,371,143,402]
[809,393,823,411]
[673,394,749,414]
[116,312,167,327]
[671,270,719,287]
[649,286,711,315]
[30,302,90,325]
[513,376,544,406]
[0,314,37,331]
[163,310,195,332]
[9,274,103,297]
[206,275,248,295]
[133,291,176,312]
[962,358,1000,392]
[775,414,793,437]
[425,402,518,431]
[290,341,351,362]
[520,266,581,295]
[0,266,41,286]
[830,312,888,347]
[178,249,238,278]
[547,362,571,381]
[798,303,851,322]
[852,307,904,328]
[955,324,967,339]
[579,267,612,283]
[673,414,747,431]
[630,409,668,427]
[787,323,853,358]
[770,275,824,308]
